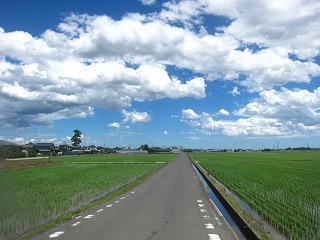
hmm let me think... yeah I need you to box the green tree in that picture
[28,148,37,157]
[59,144,69,153]
[139,144,150,151]
[70,130,82,146]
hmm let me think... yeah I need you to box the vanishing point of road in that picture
[33,153,238,240]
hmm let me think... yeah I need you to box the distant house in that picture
[171,149,181,154]
[70,146,88,151]
[22,143,36,150]
[35,143,55,154]
[67,146,87,155]
[116,149,148,155]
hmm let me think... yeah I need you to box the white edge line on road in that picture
[209,199,223,217]
[97,209,104,212]
[49,231,64,238]
[204,223,215,229]
[213,215,222,225]
[208,234,221,240]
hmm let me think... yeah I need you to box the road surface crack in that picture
[147,212,172,240]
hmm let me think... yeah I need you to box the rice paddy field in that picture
[189,151,320,240]
[0,154,175,239]
[59,153,174,163]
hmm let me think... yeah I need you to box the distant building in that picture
[116,149,148,155]
[171,149,181,154]
[34,143,54,154]
[22,143,36,150]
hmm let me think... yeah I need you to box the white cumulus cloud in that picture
[181,86,320,137]
[218,109,230,116]
[108,122,121,128]
[139,0,156,6]
[182,109,200,119]
[0,0,319,130]
[122,110,152,123]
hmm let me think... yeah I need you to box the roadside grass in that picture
[1,154,174,239]
[189,151,320,240]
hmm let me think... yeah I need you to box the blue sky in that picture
[0,0,319,149]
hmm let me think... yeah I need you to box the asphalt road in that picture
[33,153,238,240]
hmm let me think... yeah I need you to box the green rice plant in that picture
[55,153,175,163]
[0,162,163,239]
[189,151,320,240]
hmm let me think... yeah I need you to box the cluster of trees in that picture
[0,145,37,159]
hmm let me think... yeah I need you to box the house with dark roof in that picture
[22,143,36,149]
[34,143,55,154]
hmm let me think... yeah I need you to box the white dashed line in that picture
[115,200,120,203]
[197,200,203,203]
[49,231,64,238]
[84,214,94,219]
[208,234,221,240]
[97,209,104,212]
[198,204,205,207]
[204,223,215,229]
[200,209,207,213]
[75,215,82,219]
[120,197,126,200]
[131,191,135,194]
[202,215,211,219]
[106,204,112,208]
[214,216,222,225]
[71,222,81,226]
